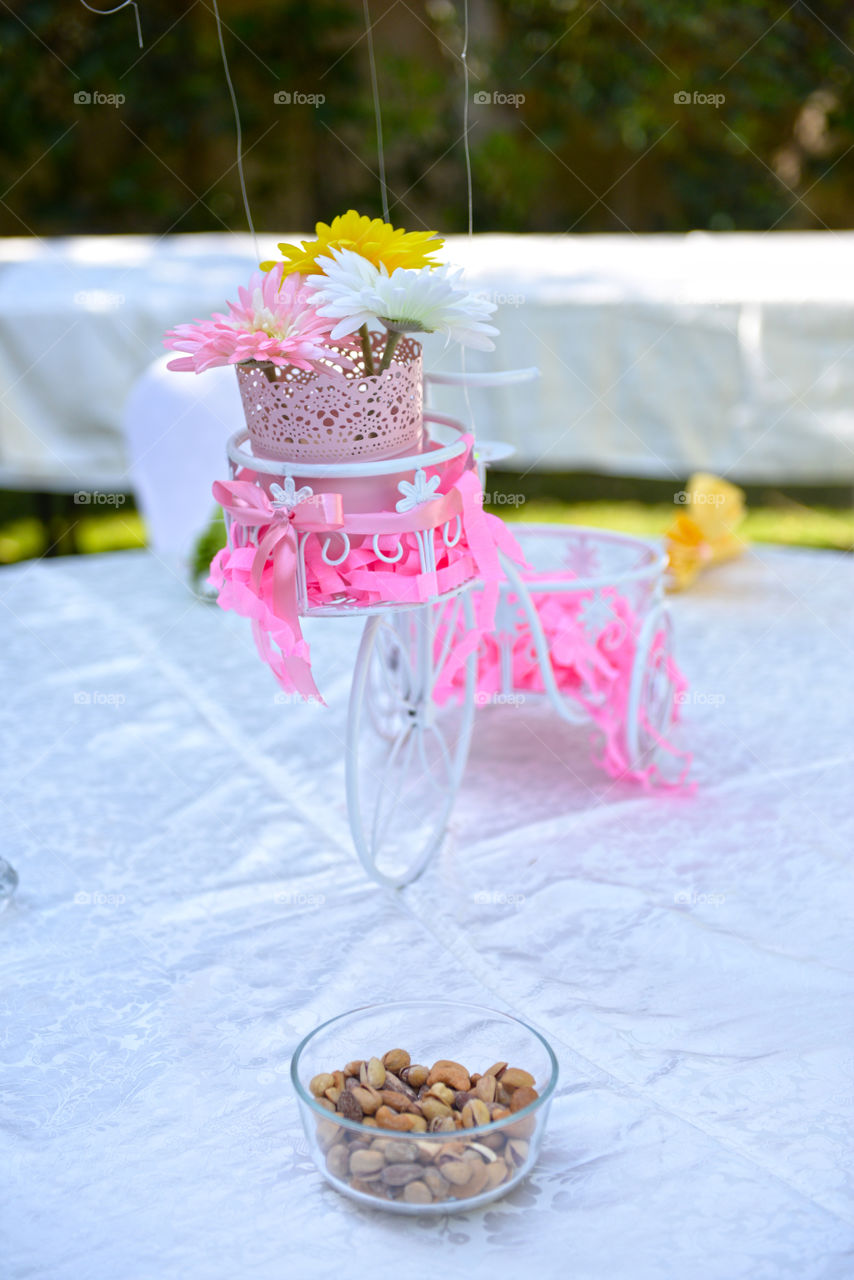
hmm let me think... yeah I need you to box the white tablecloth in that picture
[2,542,853,1280]
[3,231,854,489]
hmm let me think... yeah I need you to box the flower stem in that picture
[359,324,375,376]
[378,331,402,373]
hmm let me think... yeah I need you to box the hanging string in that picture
[461,0,473,238]
[363,0,390,223]
[79,0,143,49]
[211,0,260,261]
[459,0,475,426]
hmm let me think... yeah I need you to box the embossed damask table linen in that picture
[1,543,852,1279]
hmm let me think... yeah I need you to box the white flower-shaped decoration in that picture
[577,591,614,640]
[307,248,499,350]
[396,469,441,513]
[270,477,314,512]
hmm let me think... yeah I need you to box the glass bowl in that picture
[291,1000,559,1214]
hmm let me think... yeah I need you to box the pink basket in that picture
[236,334,423,464]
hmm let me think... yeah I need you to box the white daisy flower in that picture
[307,248,499,352]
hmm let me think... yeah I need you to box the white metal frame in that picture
[224,365,679,886]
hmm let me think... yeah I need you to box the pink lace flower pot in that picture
[236,334,423,465]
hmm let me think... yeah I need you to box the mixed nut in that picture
[308,1049,540,1205]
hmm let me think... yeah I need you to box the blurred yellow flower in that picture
[262,210,444,277]
[667,472,747,590]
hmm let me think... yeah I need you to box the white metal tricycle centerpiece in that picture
[165,211,691,886]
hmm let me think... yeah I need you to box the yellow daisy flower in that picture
[261,210,444,277]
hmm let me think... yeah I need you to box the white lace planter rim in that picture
[236,333,423,464]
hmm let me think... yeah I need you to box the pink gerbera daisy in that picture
[164,264,338,373]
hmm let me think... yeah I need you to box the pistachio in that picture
[499,1067,535,1090]
[475,1074,496,1104]
[403,1180,432,1205]
[441,1159,474,1187]
[423,1167,450,1200]
[401,1064,429,1089]
[467,1141,498,1162]
[390,1140,420,1163]
[483,1157,509,1190]
[453,1090,473,1111]
[420,1097,453,1122]
[428,1116,456,1133]
[505,1138,530,1168]
[350,1085,382,1115]
[426,1060,471,1093]
[509,1085,539,1113]
[505,1112,536,1139]
[316,1118,340,1151]
[326,1144,349,1179]
[382,1163,425,1187]
[455,1159,490,1199]
[462,1098,492,1129]
[484,1061,508,1078]
[424,1082,455,1107]
[349,1148,386,1176]
[382,1049,411,1074]
[436,1140,466,1160]
[309,1072,335,1097]
[366,1056,386,1090]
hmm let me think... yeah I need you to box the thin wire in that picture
[460,0,473,238]
[211,0,260,261]
[363,0,390,222]
[460,0,475,427]
[79,0,143,49]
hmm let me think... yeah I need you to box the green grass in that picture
[1,480,851,567]
[0,511,146,563]
[492,499,854,551]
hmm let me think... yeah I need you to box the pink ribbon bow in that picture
[212,478,345,701]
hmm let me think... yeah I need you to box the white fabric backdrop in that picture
[1,541,853,1279]
[3,231,854,490]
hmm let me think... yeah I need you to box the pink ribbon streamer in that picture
[212,479,345,701]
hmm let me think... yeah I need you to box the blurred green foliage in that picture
[1,0,853,236]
